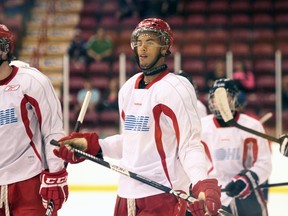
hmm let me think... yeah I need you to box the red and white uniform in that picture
[201,113,272,206]
[197,100,208,118]
[0,66,65,185]
[100,70,208,198]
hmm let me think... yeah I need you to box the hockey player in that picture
[0,24,68,215]
[201,78,272,215]
[53,18,221,216]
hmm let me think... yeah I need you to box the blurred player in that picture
[177,70,208,118]
[201,78,272,215]
[0,24,68,215]
[279,134,288,156]
[53,18,221,216]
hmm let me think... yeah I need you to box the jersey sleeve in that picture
[164,77,208,185]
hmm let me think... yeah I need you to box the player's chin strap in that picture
[142,64,168,76]
[0,185,10,216]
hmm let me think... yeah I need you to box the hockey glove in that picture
[53,132,101,163]
[40,167,68,212]
[173,190,187,216]
[189,178,221,216]
[225,170,259,199]
[279,134,288,157]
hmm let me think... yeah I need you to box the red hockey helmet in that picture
[0,24,15,54]
[131,18,174,56]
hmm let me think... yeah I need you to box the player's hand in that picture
[279,134,288,157]
[173,190,187,216]
[225,170,258,199]
[53,132,101,163]
[40,168,68,212]
[189,178,221,216]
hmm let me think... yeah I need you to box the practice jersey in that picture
[0,66,65,185]
[197,100,208,118]
[99,70,208,198]
[201,113,272,206]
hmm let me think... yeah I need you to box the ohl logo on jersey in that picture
[214,148,241,161]
[0,108,18,126]
[124,115,149,131]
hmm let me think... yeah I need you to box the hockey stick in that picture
[259,112,273,124]
[50,140,233,216]
[221,181,288,192]
[214,88,279,143]
[45,91,92,216]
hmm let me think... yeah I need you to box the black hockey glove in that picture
[279,134,288,157]
[225,170,258,199]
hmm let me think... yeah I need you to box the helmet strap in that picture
[142,63,167,76]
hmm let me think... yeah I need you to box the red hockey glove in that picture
[279,134,288,157]
[189,178,221,216]
[40,168,68,212]
[173,190,187,216]
[225,170,258,199]
[53,132,101,164]
[188,199,205,216]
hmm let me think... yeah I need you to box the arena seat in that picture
[186,15,206,28]
[182,59,205,75]
[230,14,252,28]
[181,44,204,59]
[88,61,110,76]
[229,43,251,59]
[252,43,275,59]
[204,43,227,59]
[252,13,274,29]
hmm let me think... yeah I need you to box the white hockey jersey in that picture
[201,113,272,206]
[0,66,65,185]
[100,70,208,198]
[197,100,208,118]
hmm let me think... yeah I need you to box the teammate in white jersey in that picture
[53,18,221,216]
[201,78,272,216]
[177,70,208,118]
[0,24,68,216]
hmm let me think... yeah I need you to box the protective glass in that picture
[131,34,165,49]
[0,37,10,53]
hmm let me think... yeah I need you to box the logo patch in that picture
[214,148,240,161]
[124,115,149,131]
[4,84,20,91]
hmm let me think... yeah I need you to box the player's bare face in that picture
[136,34,162,69]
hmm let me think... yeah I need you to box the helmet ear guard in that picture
[208,78,239,119]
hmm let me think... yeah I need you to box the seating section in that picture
[75,0,288,132]
[10,0,288,134]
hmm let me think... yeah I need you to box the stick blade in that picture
[214,87,234,122]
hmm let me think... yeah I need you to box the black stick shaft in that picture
[222,181,288,192]
[227,120,280,143]
[50,140,234,216]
